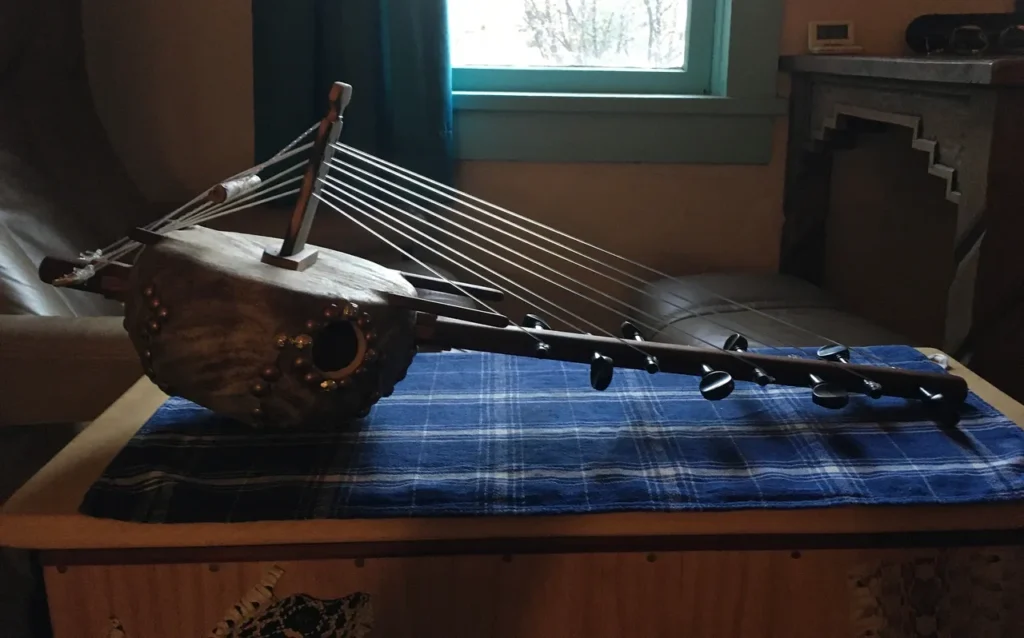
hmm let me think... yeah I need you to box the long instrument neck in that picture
[414,315,968,404]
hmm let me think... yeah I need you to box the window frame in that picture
[451,0,718,96]
[449,0,787,164]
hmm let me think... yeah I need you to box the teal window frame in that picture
[450,0,786,164]
[452,0,717,96]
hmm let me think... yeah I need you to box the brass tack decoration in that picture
[142,285,155,298]
[252,406,264,419]
[323,303,340,319]
[273,333,290,349]
[293,334,313,349]
[337,377,352,388]
[260,365,281,381]
[304,318,320,332]
[320,379,338,392]
[156,307,170,320]
[146,319,161,334]
[148,297,162,309]
[142,349,152,362]
[357,313,372,328]
[251,381,270,397]
[365,330,377,343]
[293,357,310,370]
[341,302,359,319]
[363,348,378,363]
[303,372,321,385]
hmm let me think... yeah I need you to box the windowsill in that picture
[452,92,787,164]
[454,91,786,115]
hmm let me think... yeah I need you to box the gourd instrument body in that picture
[123,226,417,427]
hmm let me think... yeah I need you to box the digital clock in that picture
[808,21,864,54]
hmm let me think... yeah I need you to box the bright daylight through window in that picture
[448,0,691,70]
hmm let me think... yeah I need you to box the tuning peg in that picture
[590,352,615,391]
[809,373,849,409]
[620,321,659,373]
[816,344,883,399]
[522,314,552,358]
[919,387,961,426]
[787,353,848,408]
[723,333,773,386]
[523,314,550,330]
[699,364,734,400]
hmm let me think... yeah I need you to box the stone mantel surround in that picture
[779,54,1024,402]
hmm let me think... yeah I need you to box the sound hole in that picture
[312,321,359,372]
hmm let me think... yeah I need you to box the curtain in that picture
[253,0,454,186]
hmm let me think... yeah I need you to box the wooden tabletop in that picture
[1,349,1022,551]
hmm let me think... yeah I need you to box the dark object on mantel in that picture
[779,54,1024,404]
[905,13,1024,55]
[779,55,1024,86]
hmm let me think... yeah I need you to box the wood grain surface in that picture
[41,547,1023,638]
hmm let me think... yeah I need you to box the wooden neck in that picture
[414,316,968,404]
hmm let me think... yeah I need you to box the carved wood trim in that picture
[809,104,962,206]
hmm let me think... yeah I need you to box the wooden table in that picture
[2,350,1022,637]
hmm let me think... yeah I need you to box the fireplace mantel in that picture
[779,54,1024,402]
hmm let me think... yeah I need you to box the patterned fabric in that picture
[232,593,373,638]
[104,564,373,638]
[79,347,1024,524]
[848,548,1023,637]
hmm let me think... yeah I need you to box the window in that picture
[446,0,787,164]
[448,0,715,95]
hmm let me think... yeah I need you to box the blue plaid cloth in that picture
[79,346,1024,523]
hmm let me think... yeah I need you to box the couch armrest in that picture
[0,315,142,426]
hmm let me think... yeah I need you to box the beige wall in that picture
[83,0,254,206]
[83,0,1012,275]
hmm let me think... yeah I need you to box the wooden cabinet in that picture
[780,55,1024,402]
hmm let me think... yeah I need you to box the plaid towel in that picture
[80,346,1024,523]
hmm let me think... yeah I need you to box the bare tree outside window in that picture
[449,0,689,69]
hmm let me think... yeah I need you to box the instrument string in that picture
[323,161,884,389]
[318,181,658,359]
[334,142,892,370]
[323,167,774,365]
[319,177,756,368]
[312,188,548,347]
[170,188,303,230]
[55,120,317,283]
[328,157,793,353]
[175,176,306,229]
[175,161,310,227]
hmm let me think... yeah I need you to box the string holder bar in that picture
[129,227,165,246]
[262,81,353,272]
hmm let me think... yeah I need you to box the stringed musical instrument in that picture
[38,82,968,429]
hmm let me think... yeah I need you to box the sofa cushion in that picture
[638,273,908,349]
[0,0,148,317]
